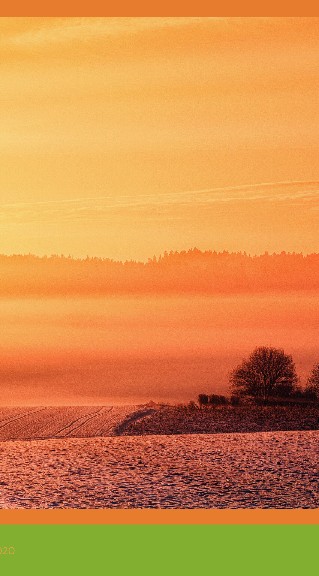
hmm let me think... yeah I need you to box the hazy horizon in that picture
[1,17,318,407]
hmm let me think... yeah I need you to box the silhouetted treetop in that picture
[230,346,299,401]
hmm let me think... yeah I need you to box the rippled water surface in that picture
[0,431,318,508]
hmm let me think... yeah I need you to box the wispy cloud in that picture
[1,180,318,225]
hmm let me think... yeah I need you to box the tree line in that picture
[0,249,319,295]
[198,347,319,407]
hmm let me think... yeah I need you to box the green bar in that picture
[0,525,318,575]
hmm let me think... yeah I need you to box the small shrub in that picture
[187,401,198,411]
[198,394,209,408]
[209,394,228,406]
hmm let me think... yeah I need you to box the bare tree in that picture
[306,363,319,400]
[230,347,298,401]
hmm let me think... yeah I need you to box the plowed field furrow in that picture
[0,408,48,440]
[0,408,34,425]
[59,407,106,438]
[0,406,144,440]
[98,406,140,435]
[66,407,113,437]
[22,408,93,440]
[52,408,104,437]
[0,408,46,430]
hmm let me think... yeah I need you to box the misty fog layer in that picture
[1,294,317,405]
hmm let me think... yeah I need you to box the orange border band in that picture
[0,509,318,524]
[1,1,319,16]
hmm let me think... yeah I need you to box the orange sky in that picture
[1,17,318,259]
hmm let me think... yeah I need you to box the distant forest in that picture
[0,249,319,295]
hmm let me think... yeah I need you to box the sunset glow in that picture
[0,17,319,406]
[1,18,319,514]
[1,17,318,259]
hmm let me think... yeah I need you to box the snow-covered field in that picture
[0,430,318,509]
